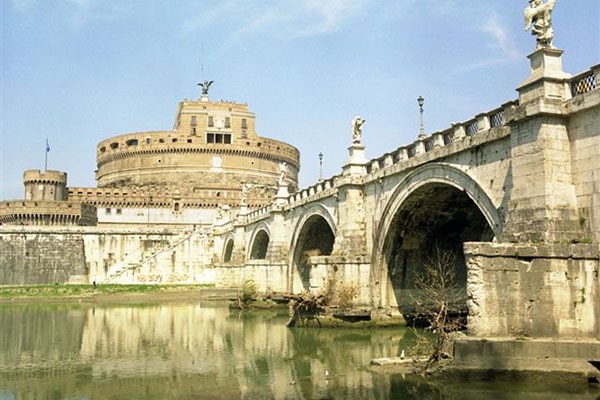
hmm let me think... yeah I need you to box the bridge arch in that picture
[289,204,337,292]
[372,163,500,309]
[222,235,234,263]
[248,224,270,260]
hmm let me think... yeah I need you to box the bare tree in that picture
[410,245,466,371]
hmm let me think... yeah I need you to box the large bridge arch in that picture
[289,204,337,292]
[248,224,271,260]
[372,163,501,309]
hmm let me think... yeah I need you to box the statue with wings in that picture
[352,116,366,145]
[524,0,556,49]
[198,80,214,96]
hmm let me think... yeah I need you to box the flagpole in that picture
[45,139,49,172]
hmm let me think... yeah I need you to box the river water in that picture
[0,301,597,399]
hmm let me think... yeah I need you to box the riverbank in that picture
[0,284,240,304]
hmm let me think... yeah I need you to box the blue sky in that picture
[1,0,599,200]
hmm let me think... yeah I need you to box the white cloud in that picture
[8,0,36,12]
[8,0,122,30]
[293,0,369,37]
[59,0,121,30]
[182,0,370,44]
[481,10,520,60]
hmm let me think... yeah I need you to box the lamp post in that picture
[318,152,323,181]
[417,96,425,139]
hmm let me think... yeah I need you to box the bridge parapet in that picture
[288,176,338,206]
[243,203,274,225]
[365,101,518,175]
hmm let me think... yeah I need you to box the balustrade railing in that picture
[570,69,597,97]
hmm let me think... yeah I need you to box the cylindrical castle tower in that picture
[93,94,300,209]
[23,170,68,201]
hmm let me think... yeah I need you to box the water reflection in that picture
[0,302,597,399]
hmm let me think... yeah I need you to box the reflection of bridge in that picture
[215,47,600,340]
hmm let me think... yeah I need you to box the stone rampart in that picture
[0,231,88,284]
[0,201,97,226]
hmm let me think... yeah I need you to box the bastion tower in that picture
[68,83,300,227]
[0,170,97,226]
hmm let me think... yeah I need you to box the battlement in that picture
[0,200,97,226]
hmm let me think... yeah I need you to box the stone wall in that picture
[464,242,599,338]
[308,256,372,306]
[213,261,289,293]
[0,232,88,284]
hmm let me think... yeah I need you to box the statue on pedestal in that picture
[241,183,249,205]
[278,162,287,185]
[352,116,366,145]
[524,0,556,49]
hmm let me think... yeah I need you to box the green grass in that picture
[0,284,213,299]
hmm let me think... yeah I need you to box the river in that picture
[0,301,597,399]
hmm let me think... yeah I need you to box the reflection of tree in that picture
[288,327,412,399]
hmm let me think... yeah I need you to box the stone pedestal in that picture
[518,47,571,104]
[275,184,289,205]
[342,144,367,176]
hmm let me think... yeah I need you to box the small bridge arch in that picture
[248,224,271,260]
[222,235,235,263]
[372,163,501,309]
[289,204,337,291]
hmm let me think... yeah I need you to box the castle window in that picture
[145,137,151,144]
[106,208,111,214]
[207,133,231,144]
[126,139,138,146]
[191,127,196,136]
[190,115,197,126]
[159,138,165,143]
[100,146,106,153]
[208,116,214,127]
[172,138,178,143]
[241,118,247,129]
[225,117,231,128]
[110,142,119,149]
[116,209,122,215]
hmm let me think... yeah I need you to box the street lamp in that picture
[417,96,425,139]
[318,152,323,181]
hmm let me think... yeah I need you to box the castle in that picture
[0,84,300,228]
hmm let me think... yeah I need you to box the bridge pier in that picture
[331,144,369,257]
[502,47,582,243]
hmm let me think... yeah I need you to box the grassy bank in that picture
[0,283,218,302]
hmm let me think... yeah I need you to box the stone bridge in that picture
[214,48,600,339]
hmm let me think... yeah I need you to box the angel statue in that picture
[352,116,366,145]
[524,0,556,49]
[198,80,214,96]
[278,162,288,185]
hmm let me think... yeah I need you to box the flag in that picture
[46,139,50,153]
